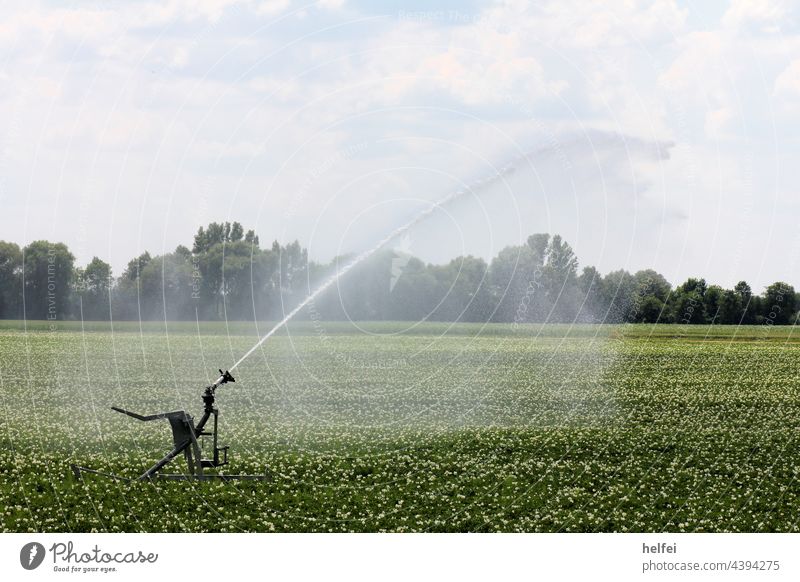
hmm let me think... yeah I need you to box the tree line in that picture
[0,224,797,325]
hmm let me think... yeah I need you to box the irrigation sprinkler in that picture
[71,370,268,482]
[72,151,541,484]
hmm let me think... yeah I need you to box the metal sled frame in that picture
[72,370,268,482]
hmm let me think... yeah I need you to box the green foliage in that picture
[22,241,75,320]
[669,278,708,324]
[762,282,796,325]
[75,257,112,320]
[0,229,796,324]
[0,241,22,318]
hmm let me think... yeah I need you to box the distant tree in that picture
[681,277,708,297]
[244,229,260,247]
[386,256,438,321]
[0,242,22,318]
[718,289,743,324]
[488,233,582,324]
[76,257,112,320]
[137,250,195,320]
[795,292,800,324]
[193,221,247,254]
[188,223,267,319]
[634,269,671,302]
[636,295,667,323]
[545,235,578,275]
[489,244,546,323]
[5,230,800,326]
[704,285,725,324]
[751,295,765,324]
[314,250,391,321]
[631,269,672,323]
[762,282,796,325]
[526,233,550,264]
[275,240,309,315]
[230,222,244,242]
[121,251,152,283]
[734,281,755,324]
[540,235,580,322]
[429,256,491,322]
[601,270,638,323]
[577,266,604,322]
[670,278,708,324]
[216,240,261,320]
[22,241,75,321]
[111,251,153,320]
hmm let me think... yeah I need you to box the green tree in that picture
[215,240,262,320]
[762,282,796,325]
[137,249,195,320]
[670,278,708,324]
[112,251,153,320]
[637,295,667,323]
[540,235,580,322]
[244,229,260,247]
[718,289,743,324]
[577,265,604,322]
[601,270,637,323]
[0,241,22,318]
[630,270,672,323]
[121,252,152,283]
[526,233,550,265]
[386,256,438,321]
[489,244,546,323]
[193,221,247,254]
[22,241,75,321]
[634,269,671,302]
[704,285,724,324]
[734,281,755,324]
[429,256,490,322]
[76,257,112,320]
[230,222,244,242]
[191,222,268,319]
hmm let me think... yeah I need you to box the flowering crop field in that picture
[1,320,799,532]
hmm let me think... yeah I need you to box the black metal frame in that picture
[72,370,268,482]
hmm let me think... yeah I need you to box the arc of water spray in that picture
[228,156,523,374]
[212,130,671,384]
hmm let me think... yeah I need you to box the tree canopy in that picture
[0,226,798,325]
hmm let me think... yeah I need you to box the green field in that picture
[1,320,799,532]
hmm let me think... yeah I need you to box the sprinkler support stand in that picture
[72,370,268,482]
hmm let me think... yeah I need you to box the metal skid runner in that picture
[72,370,268,482]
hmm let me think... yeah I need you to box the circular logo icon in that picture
[20,542,46,570]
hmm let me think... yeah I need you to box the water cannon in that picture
[211,369,235,390]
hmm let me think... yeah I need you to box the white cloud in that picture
[495,0,687,49]
[659,31,729,94]
[774,58,800,97]
[704,106,736,137]
[723,0,791,33]
[257,0,292,16]
[134,0,250,25]
[195,139,268,158]
[317,0,345,11]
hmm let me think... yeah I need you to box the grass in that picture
[1,321,798,532]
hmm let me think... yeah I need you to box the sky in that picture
[1,0,799,291]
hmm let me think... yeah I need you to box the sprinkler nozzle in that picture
[209,369,235,391]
